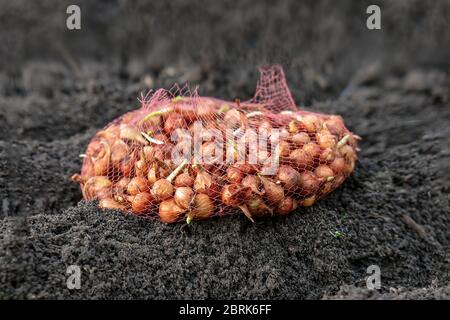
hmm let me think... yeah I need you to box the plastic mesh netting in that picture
[71,65,359,223]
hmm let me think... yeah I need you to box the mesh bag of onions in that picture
[72,65,359,223]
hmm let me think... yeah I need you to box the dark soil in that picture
[0,0,449,299]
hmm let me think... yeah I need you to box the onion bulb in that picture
[315,165,334,179]
[259,176,284,204]
[147,163,159,185]
[164,113,185,134]
[246,196,272,217]
[189,193,214,220]
[221,184,251,206]
[174,172,194,187]
[289,149,313,168]
[277,165,300,190]
[324,116,345,136]
[241,175,262,195]
[82,176,112,200]
[99,198,127,211]
[316,130,336,149]
[110,140,129,164]
[300,115,322,133]
[159,198,185,223]
[277,140,291,157]
[302,142,321,159]
[151,179,174,201]
[114,177,131,194]
[276,197,298,215]
[227,166,243,183]
[301,195,316,207]
[330,156,345,174]
[194,170,213,194]
[129,192,154,214]
[291,132,310,147]
[319,148,335,163]
[174,187,194,209]
[298,172,320,196]
[127,177,150,195]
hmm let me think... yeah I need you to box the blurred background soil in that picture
[0,0,449,299]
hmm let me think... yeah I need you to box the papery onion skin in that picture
[298,172,321,196]
[260,177,285,204]
[159,198,185,223]
[276,197,297,215]
[151,179,174,201]
[99,198,127,211]
[174,187,194,209]
[130,192,154,214]
[190,193,215,220]
[277,165,300,190]
[174,172,195,188]
[127,177,150,196]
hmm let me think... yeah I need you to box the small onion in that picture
[289,149,313,168]
[93,141,111,176]
[99,198,127,211]
[288,120,301,133]
[339,145,356,161]
[174,187,194,209]
[159,198,185,223]
[298,172,320,196]
[127,177,150,195]
[130,192,154,214]
[276,197,298,215]
[119,153,136,177]
[319,148,336,163]
[301,195,317,207]
[277,140,291,157]
[324,116,345,136]
[330,156,345,173]
[147,163,159,185]
[194,170,213,193]
[345,158,356,174]
[151,179,174,201]
[82,176,112,200]
[174,172,194,187]
[315,165,334,179]
[164,113,185,134]
[277,165,301,190]
[316,130,337,149]
[224,109,245,129]
[221,184,251,206]
[247,196,272,217]
[135,158,149,177]
[190,193,215,220]
[120,124,148,145]
[227,166,243,183]
[81,156,95,179]
[241,175,262,195]
[291,132,310,147]
[302,142,321,159]
[300,114,322,133]
[114,177,131,194]
[110,140,129,164]
[232,163,256,174]
[260,176,285,204]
